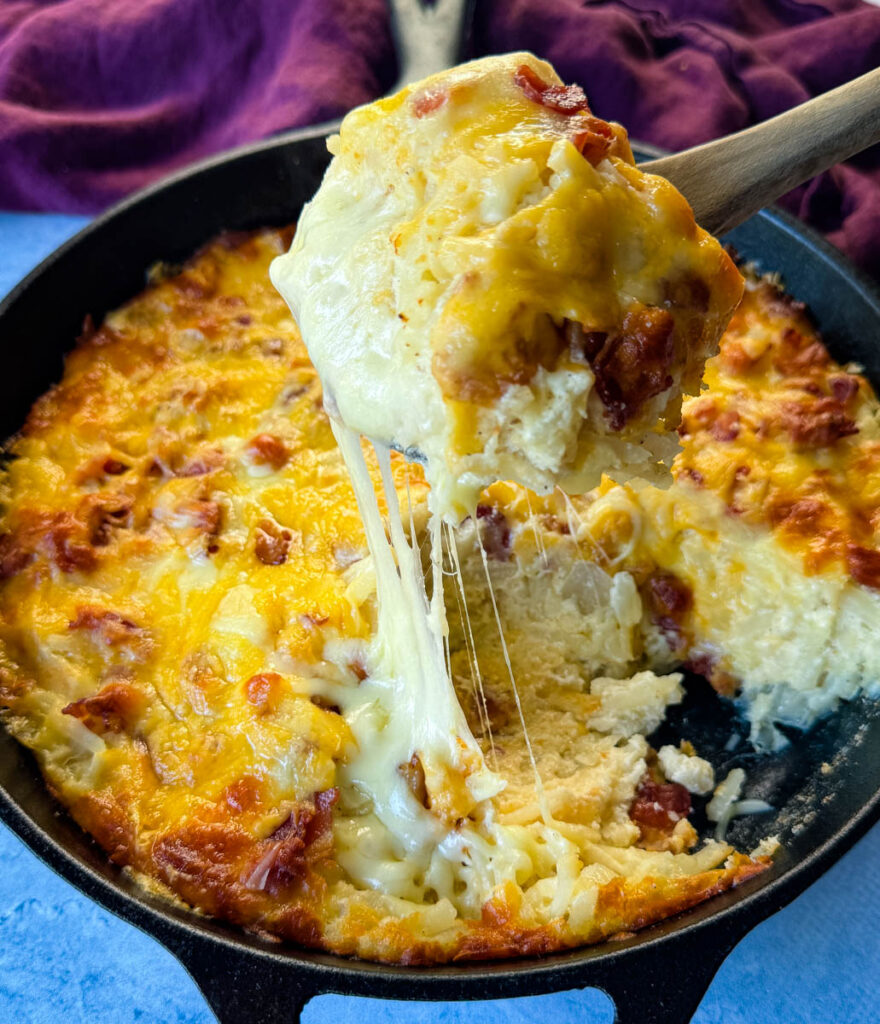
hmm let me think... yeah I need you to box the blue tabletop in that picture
[0,212,878,1024]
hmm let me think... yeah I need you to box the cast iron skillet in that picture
[2,4,880,1023]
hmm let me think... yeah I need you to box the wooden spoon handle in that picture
[642,68,880,236]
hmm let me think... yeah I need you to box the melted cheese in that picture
[0,229,810,962]
[271,52,742,522]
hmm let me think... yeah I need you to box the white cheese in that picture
[657,744,715,796]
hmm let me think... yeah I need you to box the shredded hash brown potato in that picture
[1,229,878,961]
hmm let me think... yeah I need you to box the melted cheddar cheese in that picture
[7,229,878,962]
[272,53,742,521]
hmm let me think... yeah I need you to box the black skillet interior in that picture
[1,130,880,1024]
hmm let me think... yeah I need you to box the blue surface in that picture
[1,212,879,1024]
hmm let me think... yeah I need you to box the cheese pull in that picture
[271,52,743,524]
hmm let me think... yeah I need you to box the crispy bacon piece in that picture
[648,573,692,622]
[254,519,292,565]
[514,64,590,115]
[778,398,858,447]
[68,606,141,646]
[685,652,739,697]
[773,327,829,376]
[513,64,614,164]
[223,775,264,814]
[177,498,222,536]
[244,672,284,714]
[179,449,225,477]
[44,512,99,572]
[579,307,675,431]
[570,118,615,165]
[630,774,691,832]
[241,788,339,895]
[476,504,511,560]
[0,532,33,580]
[647,572,693,654]
[62,681,144,735]
[81,493,133,546]
[710,409,741,442]
[247,433,289,471]
[831,374,860,404]
[846,544,880,590]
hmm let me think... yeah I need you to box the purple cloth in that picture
[0,0,878,277]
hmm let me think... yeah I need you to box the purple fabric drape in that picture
[1,0,878,275]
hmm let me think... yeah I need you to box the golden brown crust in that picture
[0,228,772,963]
[676,278,880,585]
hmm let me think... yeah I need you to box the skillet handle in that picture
[597,925,745,1024]
[387,0,474,89]
[161,931,316,1024]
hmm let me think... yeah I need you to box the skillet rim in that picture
[1,124,879,1006]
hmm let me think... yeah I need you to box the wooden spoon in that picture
[389,0,880,237]
[641,68,880,236]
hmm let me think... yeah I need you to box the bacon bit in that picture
[103,458,129,475]
[0,533,33,580]
[831,374,860,404]
[846,544,880,590]
[398,754,429,808]
[46,514,98,573]
[685,651,739,696]
[721,339,758,375]
[648,572,693,622]
[769,497,830,535]
[177,498,222,536]
[630,774,691,832]
[62,681,144,735]
[710,409,741,442]
[514,64,590,115]
[179,449,224,477]
[476,504,511,560]
[241,788,339,895]
[412,87,448,117]
[778,398,858,447]
[247,433,289,471]
[223,775,263,814]
[678,467,704,488]
[681,397,717,434]
[685,651,716,680]
[773,327,830,375]
[564,320,607,364]
[570,115,615,165]
[83,494,133,546]
[590,307,675,431]
[68,606,141,646]
[647,572,692,653]
[254,519,291,565]
[244,672,284,714]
